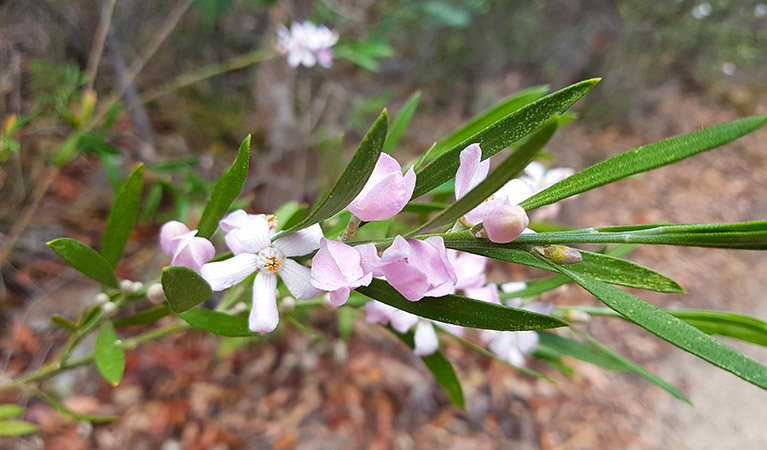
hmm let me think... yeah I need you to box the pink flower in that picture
[310,238,376,306]
[446,250,487,291]
[277,21,338,68]
[347,153,416,222]
[376,236,456,301]
[481,204,530,243]
[219,210,277,233]
[200,216,323,333]
[159,221,215,272]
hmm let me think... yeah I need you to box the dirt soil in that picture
[2,86,767,450]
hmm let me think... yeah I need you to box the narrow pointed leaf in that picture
[356,278,567,331]
[521,115,767,211]
[536,331,629,371]
[94,321,125,386]
[100,164,143,267]
[383,91,420,154]
[277,110,388,237]
[178,308,253,336]
[113,305,170,328]
[0,420,39,436]
[50,315,79,332]
[390,327,465,410]
[555,265,767,391]
[197,135,251,238]
[449,332,553,381]
[412,79,599,198]
[273,201,309,232]
[47,238,118,288]
[162,266,212,314]
[409,118,557,235]
[0,404,24,420]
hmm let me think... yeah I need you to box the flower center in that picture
[266,214,278,231]
[256,247,284,273]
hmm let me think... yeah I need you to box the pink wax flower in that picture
[347,153,416,222]
[159,220,215,272]
[200,215,324,334]
[220,210,277,233]
[446,249,487,291]
[310,238,377,306]
[277,21,338,68]
[377,235,456,301]
[481,204,530,243]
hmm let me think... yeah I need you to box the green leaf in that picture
[421,85,550,166]
[521,115,767,211]
[101,164,143,267]
[448,332,553,381]
[47,238,118,288]
[569,328,691,402]
[536,332,628,371]
[390,327,465,410]
[162,266,212,314]
[337,307,356,341]
[0,404,24,420]
[0,420,38,436]
[197,135,251,239]
[573,307,767,347]
[401,202,447,214]
[383,91,420,154]
[50,315,79,332]
[356,279,567,331]
[409,118,558,235]
[277,110,388,237]
[179,308,253,336]
[113,305,170,328]
[412,79,598,198]
[273,201,309,232]
[140,182,164,223]
[554,265,767,391]
[94,321,125,386]
[34,389,118,423]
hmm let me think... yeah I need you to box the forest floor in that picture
[2,84,767,449]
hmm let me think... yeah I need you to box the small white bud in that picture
[147,283,166,304]
[94,293,110,305]
[101,302,118,317]
[279,296,296,313]
[119,279,137,295]
[131,281,144,292]
[564,309,591,323]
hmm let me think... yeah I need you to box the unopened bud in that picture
[119,280,137,295]
[95,292,110,305]
[538,245,582,264]
[480,204,530,243]
[279,296,296,313]
[564,309,591,323]
[101,302,118,317]
[131,281,144,292]
[146,283,166,304]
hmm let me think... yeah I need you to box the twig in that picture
[84,0,118,92]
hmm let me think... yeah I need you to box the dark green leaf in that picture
[555,265,767,391]
[47,238,118,288]
[412,79,599,198]
[383,91,420,154]
[0,404,24,420]
[178,308,253,336]
[0,420,38,436]
[390,327,465,410]
[448,332,553,381]
[101,164,143,267]
[273,201,309,232]
[356,279,567,331]
[521,115,767,211]
[197,136,251,239]
[401,202,447,214]
[113,305,170,328]
[537,331,628,371]
[50,315,78,332]
[162,266,212,314]
[140,182,164,223]
[277,110,388,237]
[94,321,125,386]
[409,118,558,235]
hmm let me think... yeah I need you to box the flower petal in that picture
[455,143,489,200]
[225,215,271,254]
[389,309,419,333]
[413,320,439,357]
[159,221,191,256]
[329,287,350,306]
[365,300,396,325]
[249,272,279,333]
[171,236,215,271]
[200,253,258,291]
[380,261,430,302]
[274,224,322,257]
[280,258,323,300]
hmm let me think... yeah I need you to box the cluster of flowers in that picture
[276,21,338,69]
[159,145,572,365]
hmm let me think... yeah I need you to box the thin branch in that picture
[84,0,118,92]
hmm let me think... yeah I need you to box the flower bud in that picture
[540,245,582,264]
[481,204,529,243]
[131,281,144,292]
[347,153,416,222]
[564,309,591,323]
[119,280,137,295]
[94,292,110,305]
[101,302,118,317]
[279,296,296,313]
[146,283,166,304]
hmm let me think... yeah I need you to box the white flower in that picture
[277,21,339,68]
[692,3,712,19]
[200,215,323,333]
[722,62,736,76]
[756,3,767,17]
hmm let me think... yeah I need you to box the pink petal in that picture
[159,221,190,256]
[249,272,279,333]
[356,243,381,276]
[463,195,509,225]
[219,210,251,232]
[329,287,350,306]
[389,309,419,333]
[483,204,529,243]
[365,300,396,324]
[310,238,364,291]
[455,143,489,200]
[413,320,439,356]
[465,284,500,305]
[347,154,414,222]
[380,261,430,301]
[170,236,215,271]
[495,179,535,205]
[280,259,323,300]
[201,253,258,291]
[273,224,322,257]
[225,216,271,254]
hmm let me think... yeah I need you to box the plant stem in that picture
[340,216,361,242]
[84,0,118,92]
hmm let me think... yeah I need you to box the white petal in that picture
[389,309,419,333]
[200,254,258,291]
[250,272,279,333]
[280,259,323,300]
[274,224,323,257]
[225,215,271,254]
[413,320,439,357]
